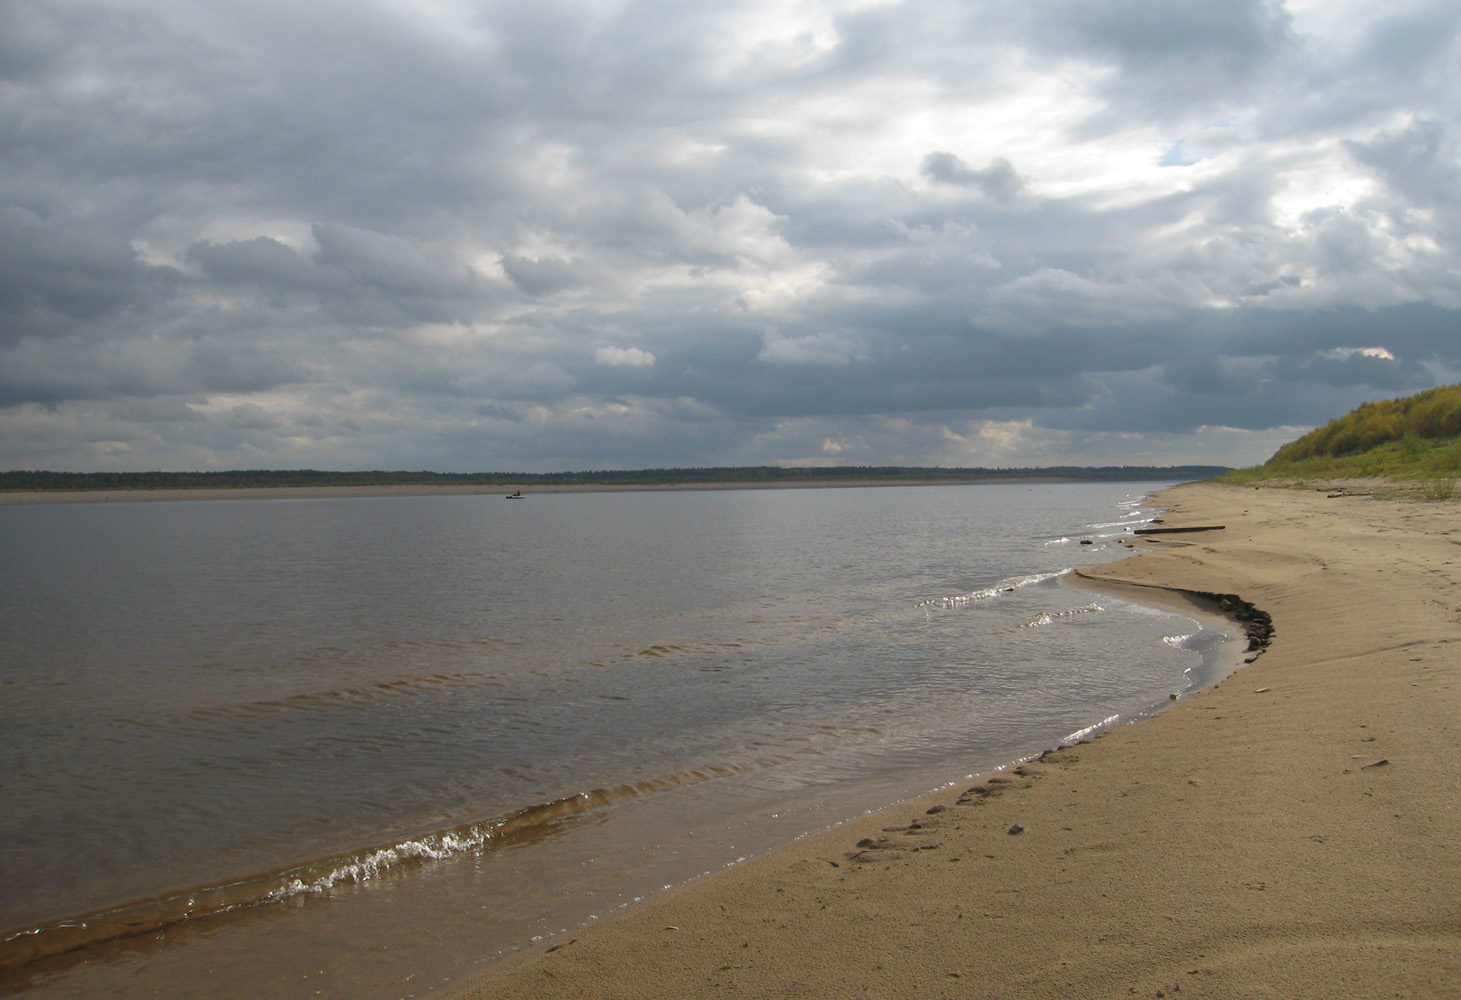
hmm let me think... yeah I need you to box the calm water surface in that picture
[0,483,1235,998]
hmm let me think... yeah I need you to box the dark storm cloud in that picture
[1,0,1459,471]
[187,237,340,293]
[0,207,179,337]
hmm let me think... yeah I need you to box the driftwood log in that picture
[1132,525,1226,535]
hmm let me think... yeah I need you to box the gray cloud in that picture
[501,254,587,297]
[1042,0,1294,81]
[2,0,1459,472]
[921,154,1027,206]
[187,237,337,293]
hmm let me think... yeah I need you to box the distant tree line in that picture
[0,465,1231,492]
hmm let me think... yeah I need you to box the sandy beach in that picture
[444,480,1460,999]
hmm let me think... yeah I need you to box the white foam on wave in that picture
[263,825,501,904]
[917,570,1066,611]
[1015,601,1103,630]
[1063,714,1121,744]
[1048,505,1158,544]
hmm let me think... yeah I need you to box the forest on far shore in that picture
[0,465,1231,493]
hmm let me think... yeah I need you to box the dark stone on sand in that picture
[926,805,945,815]
[1007,824,1024,835]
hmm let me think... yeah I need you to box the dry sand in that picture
[445,481,1461,999]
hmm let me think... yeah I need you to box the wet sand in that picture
[444,480,1461,999]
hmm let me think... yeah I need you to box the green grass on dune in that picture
[1271,384,1461,463]
[1217,385,1461,488]
[1218,436,1461,483]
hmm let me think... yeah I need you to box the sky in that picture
[2,0,1459,473]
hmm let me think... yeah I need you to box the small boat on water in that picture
[506,490,524,499]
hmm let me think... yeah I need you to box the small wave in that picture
[0,764,750,970]
[917,570,1065,611]
[1086,519,1144,531]
[1015,602,1103,630]
[112,669,505,735]
[1162,632,1197,649]
[605,642,696,663]
[1063,714,1121,744]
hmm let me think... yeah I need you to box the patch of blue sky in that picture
[1159,140,1199,167]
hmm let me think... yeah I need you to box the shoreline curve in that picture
[441,480,1461,1000]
